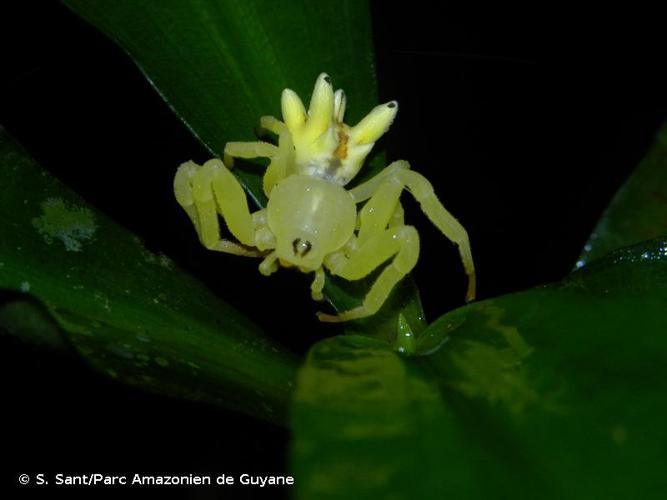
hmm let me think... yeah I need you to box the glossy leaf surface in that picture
[0,129,297,424]
[578,122,667,266]
[291,334,451,499]
[292,236,667,499]
[64,0,381,206]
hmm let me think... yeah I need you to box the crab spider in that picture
[174,73,475,322]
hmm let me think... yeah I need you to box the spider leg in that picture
[224,141,278,161]
[350,159,475,300]
[349,160,410,203]
[259,251,279,275]
[388,201,405,228]
[318,176,416,322]
[393,167,475,301]
[318,159,475,321]
[260,115,288,136]
[318,225,419,322]
[262,117,295,195]
[225,117,294,197]
[174,159,264,257]
[310,267,326,301]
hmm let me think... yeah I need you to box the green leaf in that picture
[0,292,69,351]
[292,236,667,498]
[290,335,453,500]
[578,121,667,266]
[63,0,427,336]
[63,0,381,206]
[0,128,297,424]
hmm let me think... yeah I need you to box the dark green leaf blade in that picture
[419,236,667,498]
[0,128,297,424]
[292,236,667,498]
[290,335,453,500]
[63,0,381,205]
[0,291,69,351]
[578,121,667,266]
[63,0,427,336]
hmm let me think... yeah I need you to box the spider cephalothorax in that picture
[174,73,475,322]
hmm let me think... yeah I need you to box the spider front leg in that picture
[318,225,419,322]
[397,166,475,301]
[351,160,476,301]
[174,159,264,257]
[318,175,419,322]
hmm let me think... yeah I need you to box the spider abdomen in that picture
[267,174,356,271]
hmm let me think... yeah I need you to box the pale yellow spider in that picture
[174,73,475,322]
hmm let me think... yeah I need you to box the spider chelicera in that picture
[174,73,475,322]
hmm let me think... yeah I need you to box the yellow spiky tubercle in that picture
[280,72,398,186]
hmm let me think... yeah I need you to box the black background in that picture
[1,1,665,498]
